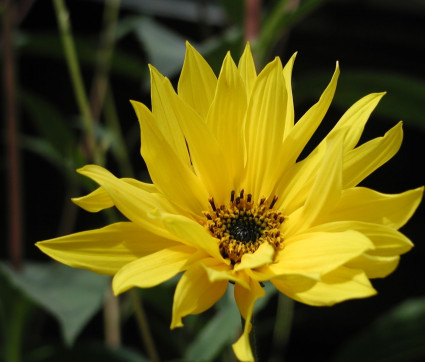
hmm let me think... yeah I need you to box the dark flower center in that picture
[203,190,284,264]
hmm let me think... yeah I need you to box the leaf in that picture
[184,286,241,361]
[0,262,109,345]
[333,297,425,362]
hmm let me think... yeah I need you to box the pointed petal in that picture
[155,211,225,262]
[282,52,297,137]
[319,186,424,229]
[233,275,265,362]
[276,64,340,181]
[150,70,232,204]
[36,222,177,275]
[271,230,374,276]
[346,254,400,278]
[288,267,377,306]
[112,244,195,294]
[171,263,227,328]
[238,42,257,97]
[308,221,413,256]
[343,122,403,188]
[177,41,217,118]
[148,66,191,166]
[207,52,247,188]
[285,132,343,235]
[72,178,158,213]
[244,58,290,200]
[234,242,275,271]
[77,165,178,238]
[132,100,209,215]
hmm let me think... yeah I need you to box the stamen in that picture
[247,194,252,203]
[269,195,278,209]
[209,198,216,211]
[230,190,235,202]
[239,189,245,199]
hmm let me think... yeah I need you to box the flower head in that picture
[37,42,423,361]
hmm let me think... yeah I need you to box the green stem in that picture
[271,294,294,361]
[52,0,102,164]
[130,290,160,362]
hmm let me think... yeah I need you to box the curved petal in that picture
[271,274,318,297]
[112,244,195,294]
[233,275,265,362]
[77,165,177,239]
[155,212,225,262]
[271,230,374,276]
[346,254,400,278]
[171,263,227,328]
[206,52,247,189]
[234,242,275,271]
[282,52,297,137]
[284,132,343,235]
[343,122,403,188]
[72,178,158,213]
[244,58,290,200]
[149,66,191,166]
[275,63,340,182]
[318,186,424,229]
[132,100,209,215]
[238,42,257,97]
[151,71,232,204]
[308,221,413,256]
[177,41,217,118]
[287,267,377,306]
[36,222,178,275]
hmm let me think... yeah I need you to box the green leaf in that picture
[294,70,425,130]
[0,262,109,345]
[333,297,425,362]
[27,342,149,362]
[184,287,241,361]
[117,16,186,78]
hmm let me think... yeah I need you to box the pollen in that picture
[203,190,285,264]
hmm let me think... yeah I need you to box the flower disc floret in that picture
[203,190,284,264]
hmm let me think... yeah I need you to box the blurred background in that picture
[1,0,425,361]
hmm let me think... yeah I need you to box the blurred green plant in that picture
[1,0,425,361]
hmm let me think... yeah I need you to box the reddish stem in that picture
[244,0,261,42]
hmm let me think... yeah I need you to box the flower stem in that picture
[52,0,102,164]
[271,294,294,361]
[130,290,160,362]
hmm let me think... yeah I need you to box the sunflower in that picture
[37,42,423,361]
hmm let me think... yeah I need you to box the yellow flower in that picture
[37,42,423,361]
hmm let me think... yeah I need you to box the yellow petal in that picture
[112,244,195,294]
[234,242,275,271]
[233,276,265,362]
[149,65,191,166]
[150,71,232,204]
[289,267,377,306]
[132,100,209,215]
[36,222,177,275]
[319,186,424,229]
[276,63,340,179]
[308,221,413,256]
[156,212,225,262]
[206,52,247,189]
[72,178,158,213]
[171,263,227,328]
[282,52,297,137]
[244,57,290,200]
[201,260,249,287]
[346,254,400,278]
[77,165,176,238]
[271,230,374,276]
[285,131,343,235]
[238,42,257,97]
[343,122,403,188]
[271,274,318,297]
[177,41,217,118]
